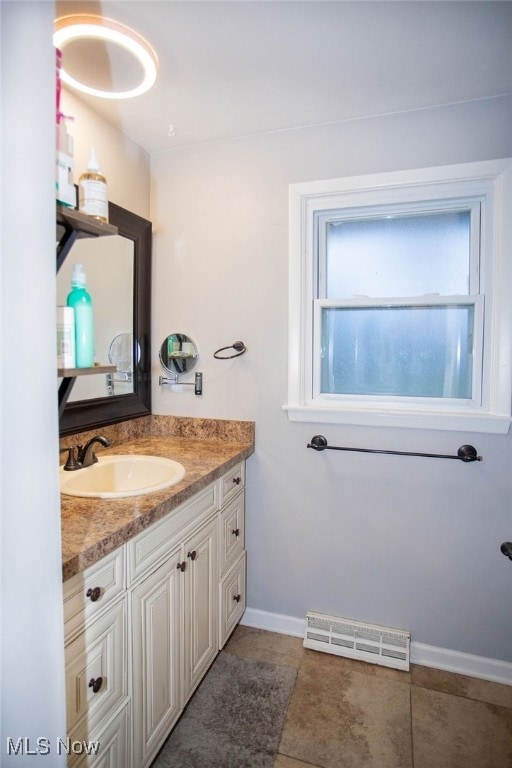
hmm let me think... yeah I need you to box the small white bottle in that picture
[56,115,75,208]
[79,147,108,223]
[56,306,75,368]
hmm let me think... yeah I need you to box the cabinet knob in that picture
[233,594,241,603]
[187,550,197,561]
[86,586,101,602]
[176,561,187,572]
[88,677,103,694]
[231,528,240,537]
[232,477,241,485]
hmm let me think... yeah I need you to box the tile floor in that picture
[224,625,512,768]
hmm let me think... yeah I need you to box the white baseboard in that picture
[411,641,512,686]
[242,607,305,638]
[241,607,512,686]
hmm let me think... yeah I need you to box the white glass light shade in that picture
[54,14,158,99]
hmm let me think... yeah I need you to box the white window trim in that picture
[284,159,512,434]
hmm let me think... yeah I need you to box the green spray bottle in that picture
[67,264,94,368]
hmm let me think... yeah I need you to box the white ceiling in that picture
[56,0,512,155]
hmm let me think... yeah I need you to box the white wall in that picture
[57,90,151,399]
[151,94,512,663]
[1,2,67,763]
[0,7,150,758]
[61,88,150,219]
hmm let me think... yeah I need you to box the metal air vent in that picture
[304,611,410,671]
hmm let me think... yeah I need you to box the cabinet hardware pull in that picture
[233,594,241,603]
[86,586,101,602]
[187,550,197,561]
[232,528,240,537]
[232,477,241,485]
[88,677,103,693]
[176,561,187,572]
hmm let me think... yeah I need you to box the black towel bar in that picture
[307,435,482,463]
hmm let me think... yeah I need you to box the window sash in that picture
[315,198,482,300]
[312,295,484,409]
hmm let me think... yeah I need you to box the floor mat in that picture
[151,650,297,768]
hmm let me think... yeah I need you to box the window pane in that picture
[325,210,470,298]
[320,304,474,399]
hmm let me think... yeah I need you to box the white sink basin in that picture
[60,454,186,499]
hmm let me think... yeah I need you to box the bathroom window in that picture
[285,160,512,433]
[317,204,481,402]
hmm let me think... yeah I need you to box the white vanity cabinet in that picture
[63,461,246,768]
[63,549,130,768]
[129,484,220,768]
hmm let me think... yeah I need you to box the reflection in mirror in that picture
[59,202,151,436]
[159,334,198,375]
[57,235,134,399]
[109,333,140,375]
[106,334,141,396]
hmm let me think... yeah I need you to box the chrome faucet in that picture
[76,435,111,468]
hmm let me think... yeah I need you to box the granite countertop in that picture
[60,417,255,581]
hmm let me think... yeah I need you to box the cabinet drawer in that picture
[219,492,245,575]
[219,461,245,506]
[68,701,130,768]
[219,552,246,649]
[127,484,218,585]
[64,548,125,640]
[65,597,127,736]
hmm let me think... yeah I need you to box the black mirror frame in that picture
[59,202,152,436]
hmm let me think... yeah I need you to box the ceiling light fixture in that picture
[54,14,158,100]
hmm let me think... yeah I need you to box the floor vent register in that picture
[304,611,410,671]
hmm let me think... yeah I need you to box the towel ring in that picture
[213,341,247,359]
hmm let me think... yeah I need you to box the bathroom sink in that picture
[59,454,186,499]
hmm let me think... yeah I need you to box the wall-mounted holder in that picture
[213,341,247,359]
[307,435,482,463]
[159,371,203,395]
[105,332,140,395]
[159,333,202,394]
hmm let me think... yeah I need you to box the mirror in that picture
[159,334,198,375]
[58,234,134,399]
[59,202,151,435]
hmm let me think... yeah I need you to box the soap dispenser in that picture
[67,264,94,368]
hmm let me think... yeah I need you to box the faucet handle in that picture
[61,446,82,471]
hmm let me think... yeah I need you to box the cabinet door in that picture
[65,598,127,737]
[131,548,182,768]
[182,515,218,704]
